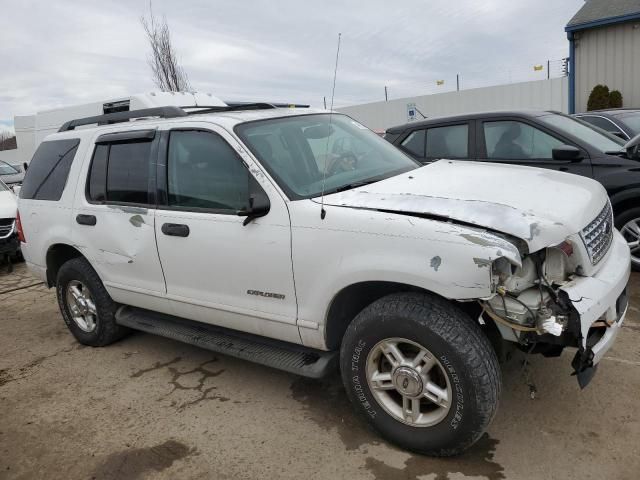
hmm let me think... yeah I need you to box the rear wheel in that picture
[56,257,129,346]
[615,207,640,271]
[340,292,501,456]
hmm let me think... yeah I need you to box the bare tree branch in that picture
[140,2,191,92]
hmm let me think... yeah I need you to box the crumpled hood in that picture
[320,160,608,252]
[0,190,17,218]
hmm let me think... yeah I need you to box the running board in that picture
[115,306,337,378]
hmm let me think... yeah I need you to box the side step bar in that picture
[115,307,338,379]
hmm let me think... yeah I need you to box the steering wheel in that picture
[327,151,358,176]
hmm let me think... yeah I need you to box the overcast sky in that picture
[0,0,583,132]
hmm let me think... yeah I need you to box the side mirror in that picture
[22,162,28,172]
[623,132,640,160]
[237,179,270,226]
[552,145,583,162]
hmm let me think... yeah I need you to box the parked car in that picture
[0,179,19,264]
[384,110,640,269]
[0,160,24,188]
[575,108,640,141]
[18,103,630,456]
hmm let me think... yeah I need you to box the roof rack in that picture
[58,106,187,132]
[58,102,310,133]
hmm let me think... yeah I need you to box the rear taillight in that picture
[16,211,25,243]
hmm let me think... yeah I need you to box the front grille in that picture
[0,218,15,239]
[580,202,614,265]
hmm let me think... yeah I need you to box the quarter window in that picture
[426,125,468,159]
[87,140,152,204]
[483,121,563,160]
[400,130,426,158]
[20,139,80,201]
[167,130,249,211]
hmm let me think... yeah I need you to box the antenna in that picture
[320,32,342,220]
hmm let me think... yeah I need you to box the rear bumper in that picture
[559,230,630,384]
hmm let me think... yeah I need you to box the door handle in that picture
[76,214,97,226]
[161,223,190,237]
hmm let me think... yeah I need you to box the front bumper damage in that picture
[560,230,630,388]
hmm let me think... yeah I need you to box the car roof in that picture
[46,107,330,142]
[577,108,640,117]
[385,110,555,134]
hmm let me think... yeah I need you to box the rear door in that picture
[398,122,473,164]
[476,117,593,177]
[72,129,170,312]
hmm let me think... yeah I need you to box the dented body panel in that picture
[321,160,607,253]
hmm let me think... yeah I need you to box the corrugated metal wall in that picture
[337,77,568,131]
[575,21,640,112]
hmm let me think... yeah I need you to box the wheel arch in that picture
[45,243,84,287]
[610,188,640,221]
[324,281,484,351]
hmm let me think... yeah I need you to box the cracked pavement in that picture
[1,261,639,479]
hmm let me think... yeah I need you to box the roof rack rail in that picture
[225,101,310,109]
[58,106,188,132]
[182,102,310,116]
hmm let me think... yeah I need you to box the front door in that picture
[154,123,300,344]
[476,118,593,177]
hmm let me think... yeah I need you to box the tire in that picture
[56,257,129,346]
[340,292,501,456]
[615,207,640,271]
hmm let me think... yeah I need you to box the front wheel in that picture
[615,207,640,271]
[340,292,501,456]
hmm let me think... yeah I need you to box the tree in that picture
[0,131,17,151]
[587,84,610,111]
[140,4,192,92]
[609,90,623,108]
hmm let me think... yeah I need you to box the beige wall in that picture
[337,77,568,131]
[574,21,640,112]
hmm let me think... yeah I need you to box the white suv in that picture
[18,103,630,456]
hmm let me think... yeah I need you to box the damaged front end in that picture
[480,210,630,388]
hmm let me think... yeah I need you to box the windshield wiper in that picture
[333,180,379,193]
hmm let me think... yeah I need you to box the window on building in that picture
[167,130,249,211]
[484,121,563,160]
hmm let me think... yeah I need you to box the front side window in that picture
[87,140,151,204]
[426,124,468,159]
[20,139,80,201]
[167,130,249,211]
[236,114,418,199]
[484,121,563,160]
[614,112,640,135]
[539,113,624,153]
[578,116,624,136]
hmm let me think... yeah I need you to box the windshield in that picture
[614,112,640,135]
[539,113,624,152]
[0,161,19,175]
[235,114,419,199]
[0,180,8,192]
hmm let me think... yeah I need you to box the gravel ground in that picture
[1,261,639,480]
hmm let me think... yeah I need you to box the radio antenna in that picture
[320,32,341,220]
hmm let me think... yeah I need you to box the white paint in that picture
[337,77,569,131]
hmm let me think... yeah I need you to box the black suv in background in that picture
[575,108,640,141]
[384,110,640,268]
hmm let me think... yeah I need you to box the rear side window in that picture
[20,139,80,200]
[87,140,152,204]
[400,130,425,158]
[426,125,468,159]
